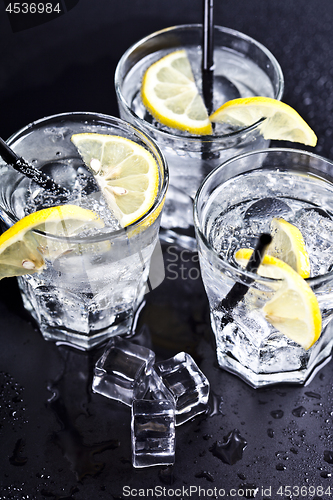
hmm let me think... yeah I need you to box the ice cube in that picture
[92,336,155,406]
[131,399,176,468]
[296,209,333,275]
[152,352,210,425]
[244,197,291,220]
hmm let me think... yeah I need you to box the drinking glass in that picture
[115,24,284,249]
[194,148,333,388]
[0,112,168,350]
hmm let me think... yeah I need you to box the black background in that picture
[2,1,333,499]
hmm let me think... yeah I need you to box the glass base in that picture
[19,281,146,350]
[215,341,333,388]
[212,315,333,388]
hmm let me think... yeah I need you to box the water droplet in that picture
[276,463,286,471]
[210,429,247,465]
[195,471,214,482]
[158,466,176,485]
[292,406,307,417]
[324,450,333,464]
[305,391,321,399]
[267,428,274,438]
[238,483,258,498]
[321,471,332,478]
[271,409,284,419]
[207,391,224,417]
[9,438,27,466]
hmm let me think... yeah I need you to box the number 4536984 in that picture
[277,485,332,496]
[6,3,61,14]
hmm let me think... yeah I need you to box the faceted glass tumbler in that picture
[153,352,210,425]
[92,336,155,406]
[131,399,176,468]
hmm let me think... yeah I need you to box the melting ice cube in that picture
[131,399,176,468]
[92,336,155,406]
[151,352,210,425]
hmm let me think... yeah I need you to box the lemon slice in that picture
[267,218,310,278]
[0,205,104,280]
[71,133,160,227]
[141,49,212,135]
[210,97,317,146]
[235,248,321,350]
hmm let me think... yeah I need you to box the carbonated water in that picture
[200,167,333,386]
[1,115,164,349]
[119,46,276,234]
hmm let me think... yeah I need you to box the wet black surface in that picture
[1,243,333,498]
[2,0,333,498]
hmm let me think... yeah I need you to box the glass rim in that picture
[193,147,333,286]
[5,111,169,243]
[114,23,284,144]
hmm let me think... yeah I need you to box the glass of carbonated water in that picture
[115,24,284,249]
[193,148,333,388]
[0,112,168,350]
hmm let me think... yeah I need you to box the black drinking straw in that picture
[202,0,214,115]
[0,136,70,199]
[218,233,272,326]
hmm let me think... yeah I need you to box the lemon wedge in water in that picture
[210,97,317,146]
[0,205,104,280]
[141,50,212,135]
[71,133,160,227]
[235,248,321,350]
[267,217,310,278]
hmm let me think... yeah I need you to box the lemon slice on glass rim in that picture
[210,96,317,146]
[141,49,212,135]
[71,133,160,227]
[267,217,310,278]
[235,248,321,350]
[0,205,104,280]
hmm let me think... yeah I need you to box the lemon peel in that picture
[210,97,317,146]
[0,205,104,280]
[141,50,212,135]
[71,133,160,227]
[267,218,310,278]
